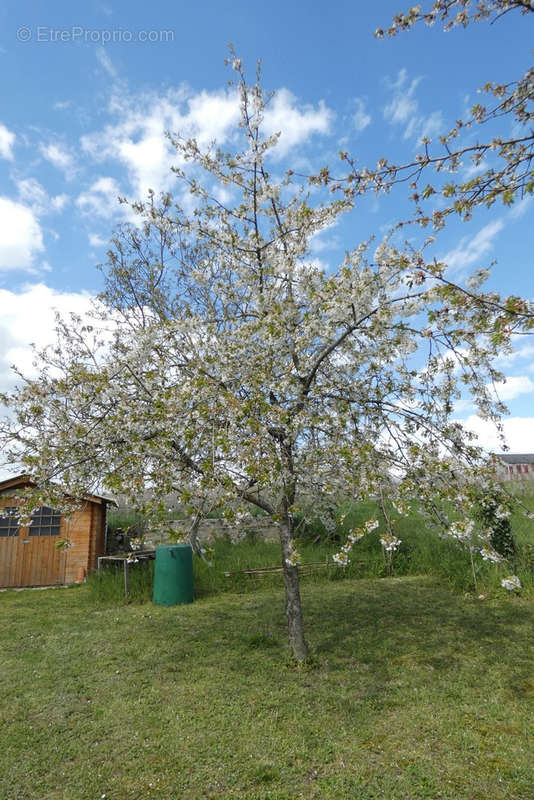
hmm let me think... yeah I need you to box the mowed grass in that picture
[1,577,533,799]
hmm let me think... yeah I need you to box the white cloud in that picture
[262,88,333,158]
[116,132,175,199]
[88,232,108,247]
[40,142,76,180]
[77,176,122,216]
[491,375,534,402]
[0,123,15,160]
[383,69,443,143]
[463,161,486,180]
[460,414,534,453]
[309,219,340,254]
[16,177,68,215]
[81,86,238,198]
[384,69,420,125]
[183,88,242,146]
[494,342,534,370]
[0,284,95,394]
[81,84,333,197]
[509,195,532,220]
[0,197,44,271]
[96,47,118,79]
[442,219,504,273]
[352,98,371,133]
[413,110,443,142]
[52,195,68,212]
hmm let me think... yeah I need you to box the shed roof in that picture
[0,474,117,506]
[495,454,534,465]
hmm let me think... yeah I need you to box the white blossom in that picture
[448,520,475,543]
[479,547,502,564]
[332,551,349,566]
[501,575,522,592]
[285,545,301,567]
[494,505,511,519]
[380,535,402,553]
[364,519,380,532]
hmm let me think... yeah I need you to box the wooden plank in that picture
[222,560,353,578]
[95,505,106,560]
[0,537,19,588]
[64,508,93,583]
[0,499,20,588]
[88,502,95,571]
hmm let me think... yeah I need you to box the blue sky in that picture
[0,0,532,453]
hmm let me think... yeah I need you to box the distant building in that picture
[494,454,534,482]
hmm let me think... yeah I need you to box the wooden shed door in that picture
[0,508,20,587]
[0,506,66,588]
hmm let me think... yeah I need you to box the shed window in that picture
[29,506,61,537]
[0,507,20,537]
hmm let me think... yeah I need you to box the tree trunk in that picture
[279,518,310,662]
[187,514,203,558]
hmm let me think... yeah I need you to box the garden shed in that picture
[0,475,116,588]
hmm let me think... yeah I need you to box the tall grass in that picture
[93,495,534,605]
[87,559,155,604]
[336,497,534,594]
[88,503,534,605]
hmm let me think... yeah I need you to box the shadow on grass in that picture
[305,578,528,652]
[3,575,531,671]
[105,576,533,704]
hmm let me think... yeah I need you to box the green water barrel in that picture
[152,544,194,606]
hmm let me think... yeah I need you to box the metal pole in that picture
[124,559,130,599]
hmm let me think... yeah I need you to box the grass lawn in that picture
[1,577,533,799]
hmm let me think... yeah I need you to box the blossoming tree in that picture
[1,57,530,660]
